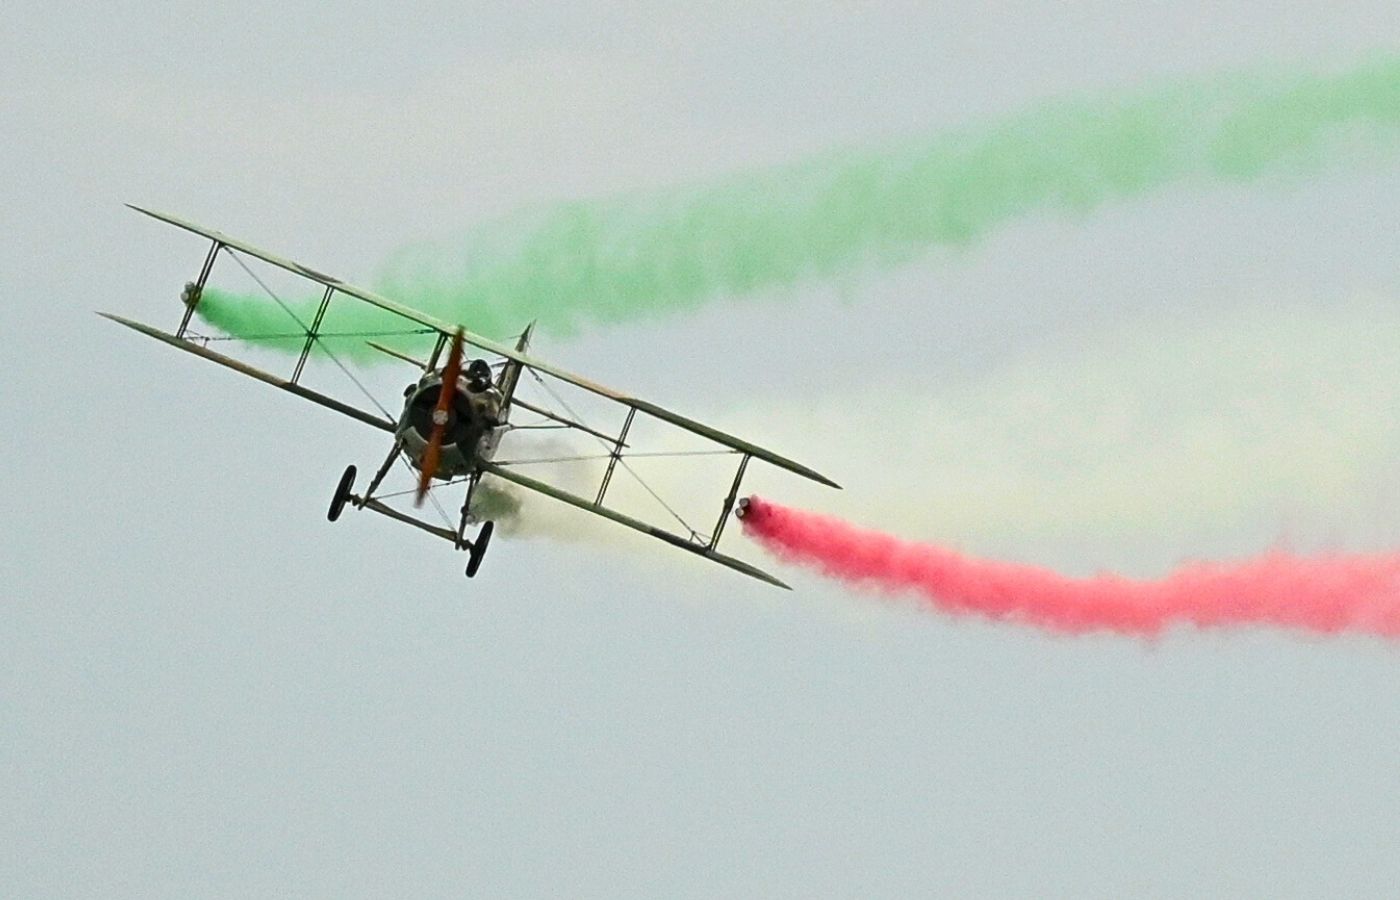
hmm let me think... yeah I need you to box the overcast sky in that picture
[7,3,1400,897]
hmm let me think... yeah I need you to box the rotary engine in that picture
[396,359,502,479]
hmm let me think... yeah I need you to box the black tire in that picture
[465,520,494,577]
[328,465,357,522]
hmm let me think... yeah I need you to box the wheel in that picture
[328,465,357,522]
[465,520,494,577]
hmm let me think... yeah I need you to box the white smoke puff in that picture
[471,297,1400,580]
[470,433,614,543]
[716,297,1400,574]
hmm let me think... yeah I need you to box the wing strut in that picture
[177,238,222,339]
[709,453,751,550]
[292,285,336,384]
[595,408,636,506]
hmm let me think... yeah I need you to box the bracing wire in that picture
[225,250,456,531]
[527,369,702,540]
[227,250,396,423]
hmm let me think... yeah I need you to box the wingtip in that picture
[750,563,794,591]
[752,569,793,591]
[125,203,176,225]
[97,312,164,339]
[800,469,842,490]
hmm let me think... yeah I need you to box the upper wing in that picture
[126,205,839,490]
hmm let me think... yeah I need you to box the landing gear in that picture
[361,442,401,506]
[465,521,494,577]
[328,465,357,521]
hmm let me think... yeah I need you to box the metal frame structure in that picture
[103,206,841,588]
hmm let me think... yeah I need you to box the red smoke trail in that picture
[739,497,1400,637]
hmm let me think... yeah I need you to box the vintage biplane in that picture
[104,206,838,588]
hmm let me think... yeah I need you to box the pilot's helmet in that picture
[466,359,493,388]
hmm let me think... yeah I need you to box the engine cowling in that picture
[395,369,504,480]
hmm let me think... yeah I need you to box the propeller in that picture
[415,328,465,506]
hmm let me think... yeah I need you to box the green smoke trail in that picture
[197,54,1400,355]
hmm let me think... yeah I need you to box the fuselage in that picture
[396,359,505,479]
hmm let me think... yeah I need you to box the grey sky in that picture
[6,3,1400,897]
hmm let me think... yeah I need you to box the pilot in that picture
[466,359,493,393]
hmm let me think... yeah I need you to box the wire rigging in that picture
[187,328,436,343]
[494,449,740,466]
[219,255,714,540]
[227,250,395,422]
[527,369,702,540]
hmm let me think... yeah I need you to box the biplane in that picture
[103,206,838,589]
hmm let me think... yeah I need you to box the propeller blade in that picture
[416,329,465,506]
